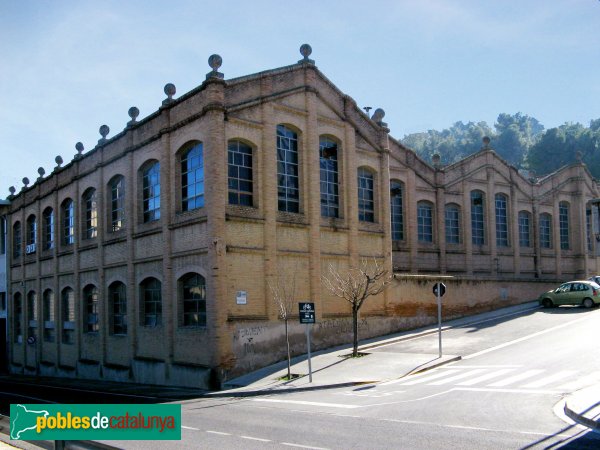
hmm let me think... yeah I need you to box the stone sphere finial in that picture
[75,142,84,153]
[162,83,176,106]
[128,107,140,126]
[298,44,315,64]
[8,186,16,196]
[37,167,45,177]
[55,155,63,168]
[98,125,110,144]
[206,54,224,80]
[22,177,29,187]
[482,136,491,149]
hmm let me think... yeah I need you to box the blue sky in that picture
[1,0,599,195]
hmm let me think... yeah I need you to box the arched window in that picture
[27,291,37,340]
[179,273,207,327]
[559,202,569,250]
[109,176,125,231]
[43,207,54,250]
[62,199,75,245]
[228,140,253,206]
[358,168,375,222]
[518,211,531,248]
[390,181,404,241]
[471,191,485,246]
[83,188,98,239]
[13,221,21,258]
[142,162,161,222]
[83,285,99,333]
[181,143,204,211]
[540,213,552,249]
[320,136,339,218]
[417,201,433,243]
[61,287,75,344]
[445,204,460,244]
[43,289,55,342]
[13,293,22,344]
[277,125,300,213]
[140,277,162,327]
[26,215,37,254]
[109,281,127,336]
[495,193,509,247]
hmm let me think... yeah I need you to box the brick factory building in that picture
[3,45,600,388]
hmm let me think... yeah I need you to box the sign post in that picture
[432,282,446,358]
[299,302,315,382]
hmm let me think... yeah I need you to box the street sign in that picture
[433,282,446,297]
[27,336,36,345]
[299,302,315,324]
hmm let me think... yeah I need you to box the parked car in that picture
[539,280,600,308]
[588,275,600,285]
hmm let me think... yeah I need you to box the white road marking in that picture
[428,369,487,385]
[206,430,232,436]
[456,368,516,386]
[464,314,594,359]
[241,435,272,442]
[281,443,330,450]
[487,369,544,387]
[556,371,600,391]
[454,387,560,395]
[521,370,577,388]
[396,369,461,385]
[444,364,522,369]
[253,398,360,409]
[181,426,200,430]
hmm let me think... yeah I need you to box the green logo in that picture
[10,404,181,440]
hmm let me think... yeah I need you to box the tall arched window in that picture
[559,202,570,250]
[495,193,509,247]
[390,181,404,241]
[417,201,433,243]
[181,143,204,211]
[27,291,37,340]
[518,211,531,248]
[140,278,162,327]
[109,176,125,231]
[62,199,75,245]
[61,287,75,344]
[83,188,98,239]
[142,162,161,222]
[358,168,375,222]
[13,293,22,343]
[13,221,21,258]
[83,285,99,333]
[179,273,207,327]
[471,191,485,246]
[320,136,339,218]
[445,204,460,244]
[109,281,127,336]
[43,207,54,250]
[277,125,300,213]
[540,213,552,249]
[43,289,55,342]
[26,215,37,254]
[228,140,253,206]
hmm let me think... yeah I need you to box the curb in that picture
[564,402,600,430]
[406,355,462,376]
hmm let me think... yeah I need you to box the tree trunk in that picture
[352,306,359,357]
[285,318,291,379]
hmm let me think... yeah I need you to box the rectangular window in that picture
[43,209,54,250]
[390,183,404,241]
[495,195,509,247]
[358,169,375,222]
[62,289,75,344]
[540,214,552,249]
[277,126,300,213]
[319,138,339,218]
[518,212,531,248]
[559,203,569,250]
[418,203,433,243]
[228,141,254,207]
[445,206,460,244]
[471,192,485,246]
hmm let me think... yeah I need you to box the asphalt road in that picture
[5,305,600,449]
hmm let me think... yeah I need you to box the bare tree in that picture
[322,258,392,357]
[268,271,297,380]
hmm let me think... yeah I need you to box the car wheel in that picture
[542,298,553,308]
[582,298,594,309]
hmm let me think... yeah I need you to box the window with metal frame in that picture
[358,168,375,222]
[320,136,339,218]
[471,191,485,245]
[62,199,75,245]
[61,288,75,344]
[180,273,206,327]
[518,211,531,248]
[390,181,404,241]
[277,125,300,213]
[13,221,21,258]
[109,282,127,336]
[559,202,569,250]
[43,208,54,250]
[141,278,162,327]
[83,189,98,239]
[495,194,509,247]
[181,143,204,211]
[83,285,99,333]
[445,204,460,244]
[26,215,37,254]
[27,291,37,340]
[417,201,433,243]
[143,162,161,222]
[14,293,23,344]
[540,213,552,249]
[228,140,253,207]
[109,177,125,231]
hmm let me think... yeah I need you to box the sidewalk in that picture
[564,385,600,432]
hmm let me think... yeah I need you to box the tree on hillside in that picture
[494,113,544,167]
[321,259,391,357]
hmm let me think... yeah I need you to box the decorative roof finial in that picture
[128,107,139,127]
[8,186,16,198]
[37,167,45,181]
[163,83,176,106]
[298,44,315,64]
[432,153,441,169]
[22,177,30,190]
[98,125,110,144]
[74,142,84,160]
[54,155,63,171]
[371,108,387,127]
[482,136,491,150]
[206,54,224,80]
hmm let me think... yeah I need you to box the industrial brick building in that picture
[3,45,600,388]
